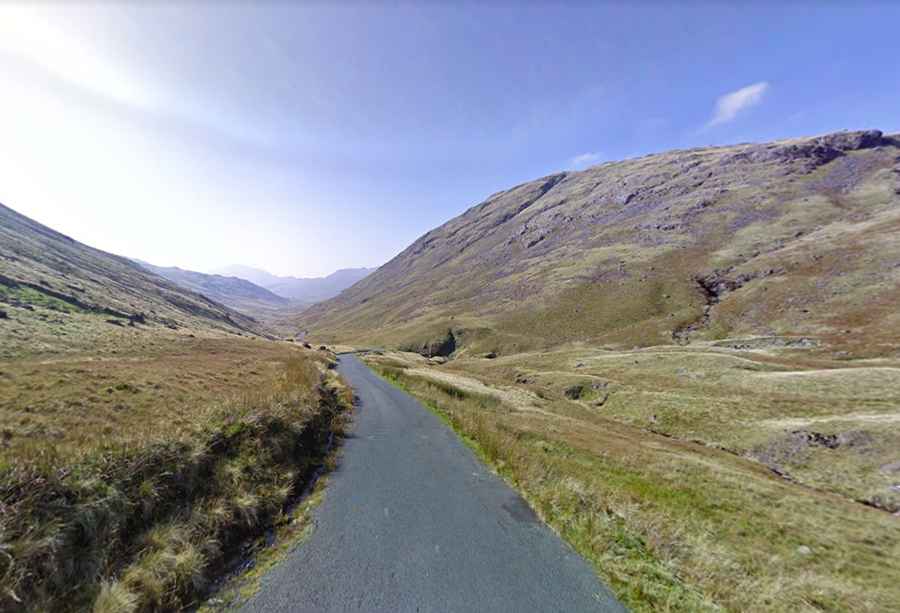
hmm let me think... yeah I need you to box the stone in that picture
[564,384,585,400]
[880,460,900,474]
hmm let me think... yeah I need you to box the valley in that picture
[213,265,374,307]
[3,129,899,612]
[5,4,900,611]
[135,261,374,331]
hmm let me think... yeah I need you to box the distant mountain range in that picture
[214,265,375,304]
[0,203,266,351]
[129,262,375,323]
[135,261,289,314]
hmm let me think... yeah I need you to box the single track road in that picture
[239,354,624,612]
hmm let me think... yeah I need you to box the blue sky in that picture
[1,2,898,277]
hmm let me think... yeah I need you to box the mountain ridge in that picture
[297,129,900,358]
[136,260,289,315]
[0,202,267,357]
[216,264,375,303]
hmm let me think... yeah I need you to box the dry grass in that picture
[0,336,351,612]
[412,341,900,511]
[0,335,316,461]
[370,353,900,612]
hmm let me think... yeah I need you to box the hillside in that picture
[292,129,900,609]
[0,202,266,358]
[219,264,374,304]
[137,261,290,315]
[298,130,900,359]
[0,201,350,611]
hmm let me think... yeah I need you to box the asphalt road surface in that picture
[240,354,625,612]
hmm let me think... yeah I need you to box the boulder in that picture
[880,461,900,474]
[564,384,585,400]
[129,312,147,325]
[408,329,457,358]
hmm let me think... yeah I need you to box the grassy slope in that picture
[369,352,900,612]
[436,345,900,512]
[0,204,351,611]
[0,202,265,341]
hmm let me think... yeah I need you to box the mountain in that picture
[265,268,375,302]
[0,202,266,356]
[214,264,283,289]
[297,130,900,358]
[216,265,375,304]
[136,261,289,315]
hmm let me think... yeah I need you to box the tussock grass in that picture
[0,341,350,612]
[373,362,900,612]
[379,365,500,409]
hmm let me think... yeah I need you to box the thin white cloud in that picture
[707,81,769,127]
[0,5,273,147]
[571,152,602,169]
[0,6,160,110]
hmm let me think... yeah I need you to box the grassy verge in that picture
[371,361,900,612]
[373,364,713,612]
[199,440,340,611]
[444,344,900,513]
[0,339,351,612]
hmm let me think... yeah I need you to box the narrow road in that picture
[240,354,624,612]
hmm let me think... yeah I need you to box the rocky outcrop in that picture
[751,429,874,473]
[429,329,457,357]
[407,329,457,358]
[728,130,889,168]
[673,268,781,344]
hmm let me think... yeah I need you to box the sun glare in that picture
[0,5,156,109]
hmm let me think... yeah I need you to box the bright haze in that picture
[1,3,898,277]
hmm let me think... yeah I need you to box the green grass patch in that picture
[0,284,86,314]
